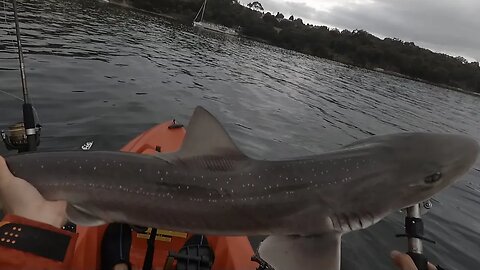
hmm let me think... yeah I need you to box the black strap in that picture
[101,223,132,270]
[0,222,71,261]
[142,228,157,270]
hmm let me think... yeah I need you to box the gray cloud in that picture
[244,0,480,61]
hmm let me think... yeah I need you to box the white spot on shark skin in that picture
[157,170,160,175]
[187,186,190,190]
[160,177,164,181]
[40,165,44,169]
[79,166,82,169]
[139,168,142,173]
[165,171,169,175]
[119,163,122,167]
[93,166,97,171]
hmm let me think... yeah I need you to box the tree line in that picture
[129,0,480,93]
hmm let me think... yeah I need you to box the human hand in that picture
[0,155,67,228]
[391,250,438,270]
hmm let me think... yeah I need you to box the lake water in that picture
[1,0,479,269]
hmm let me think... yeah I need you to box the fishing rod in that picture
[1,0,41,153]
[397,202,449,270]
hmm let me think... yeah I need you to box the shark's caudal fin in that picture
[162,106,247,160]
[259,234,342,270]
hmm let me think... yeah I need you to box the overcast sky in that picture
[240,0,480,62]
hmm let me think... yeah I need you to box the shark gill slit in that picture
[353,212,363,228]
[343,213,353,231]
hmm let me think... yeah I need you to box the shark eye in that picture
[424,172,442,184]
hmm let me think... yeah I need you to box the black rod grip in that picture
[22,103,36,152]
[407,252,428,270]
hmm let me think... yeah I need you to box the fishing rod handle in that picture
[407,252,429,270]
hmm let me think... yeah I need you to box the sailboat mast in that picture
[200,0,206,22]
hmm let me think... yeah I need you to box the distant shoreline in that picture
[107,0,480,98]
[370,68,480,98]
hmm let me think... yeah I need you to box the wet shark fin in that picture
[162,106,247,161]
[259,233,342,270]
[66,203,107,226]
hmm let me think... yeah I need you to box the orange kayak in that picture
[71,120,258,270]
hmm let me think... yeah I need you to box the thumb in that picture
[391,250,418,270]
[0,155,15,185]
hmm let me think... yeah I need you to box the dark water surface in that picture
[1,0,479,269]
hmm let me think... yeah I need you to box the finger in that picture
[428,262,438,270]
[391,250,418,270]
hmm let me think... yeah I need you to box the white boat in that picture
[193,0,238,36]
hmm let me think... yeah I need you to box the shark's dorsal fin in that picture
[168,106,247,160]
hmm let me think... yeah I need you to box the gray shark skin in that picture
[5,107,479,270]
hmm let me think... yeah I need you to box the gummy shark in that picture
[5,107,479,270]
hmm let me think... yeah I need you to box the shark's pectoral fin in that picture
[259,233,342,270]
[66,204,107,226]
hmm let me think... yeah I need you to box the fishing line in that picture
[0,88,23,101]
[0,89,42,124]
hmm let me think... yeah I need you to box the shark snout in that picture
[447,135,479,171]
[432,134,480,183]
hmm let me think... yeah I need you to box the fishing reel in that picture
[1,122,41,152]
